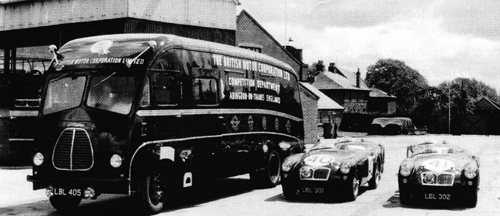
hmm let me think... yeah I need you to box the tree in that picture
[365,59,429,114]
[304,60,325,82]
[436,77,500,114]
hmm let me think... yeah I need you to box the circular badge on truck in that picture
[304,155,335,167]
[421,159,455,171]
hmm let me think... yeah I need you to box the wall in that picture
[236,11,302,76]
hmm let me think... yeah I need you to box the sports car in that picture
[398,140,480,207]
[281,138,385,201]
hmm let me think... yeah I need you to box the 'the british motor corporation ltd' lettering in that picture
[215,54,288,104]
[212,54,291,81]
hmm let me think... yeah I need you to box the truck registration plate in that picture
[52,187,83,197]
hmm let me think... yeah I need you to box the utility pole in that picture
[448,80,451,134]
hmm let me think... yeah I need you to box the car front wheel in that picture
[345,174,360,201]
[463,189,478,208]
[368,164,381,189]
[399,189,411,205]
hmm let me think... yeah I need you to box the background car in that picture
[368,117,415,135]
[398,140,480,207]
[281,138,385,201]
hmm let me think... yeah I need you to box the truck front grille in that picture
[52,128,94,171]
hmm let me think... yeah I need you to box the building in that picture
[313,63,371,113]
[0,0,242,162]
[237,9,336,142]
[299,83,320,143]
[0,0,241,73]
[301,82,344,139]
[368,88,397,114]
[236,10,305,80]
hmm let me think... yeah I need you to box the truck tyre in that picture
[136,170,165,214]
[49,196,81,213]
[250,150,281,188]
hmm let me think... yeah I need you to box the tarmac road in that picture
[0,134,499,216]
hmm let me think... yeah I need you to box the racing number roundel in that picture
[421,159,455,171]
[304,155,335,166]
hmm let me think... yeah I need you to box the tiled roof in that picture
[313,69,371,91]
[301,82,344,110]
[476,97,500,111]
[369,88,397,98]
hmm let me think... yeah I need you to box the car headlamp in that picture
[33,152,44,166]
[282,154,303,172]
[110,154,123,168]
[282,159,294,172]
[300,166,313,178]
[340,163,351,174]
[399,160,414,177]
[464,164,477,179]
[422,172,435,184]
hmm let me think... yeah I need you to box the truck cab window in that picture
[86,75,135,114]
[43,76,86,115]
[140,76,151,107]
[193,78,218,105]
[153,75,179,106]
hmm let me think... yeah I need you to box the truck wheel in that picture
[345,174,360,201]
[49,196,81,212]
[136,170,165,214]
[250,150,281,188]
[368,164,381,189]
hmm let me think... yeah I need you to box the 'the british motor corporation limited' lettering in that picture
[62,58,145,65]
[212,54,291,81]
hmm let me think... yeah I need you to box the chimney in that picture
[356,68,361,88]
[328,62,336,73]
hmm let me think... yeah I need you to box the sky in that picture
[236,0,500,92]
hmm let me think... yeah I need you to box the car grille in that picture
[421,172,454,186]
[300,167,331,181]
[52,128,94,171]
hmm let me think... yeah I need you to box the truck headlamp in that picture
[33,152,44,166]
[110,154,123,168]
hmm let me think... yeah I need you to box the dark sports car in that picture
[398,141,480,207]
[281,138,385,201]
